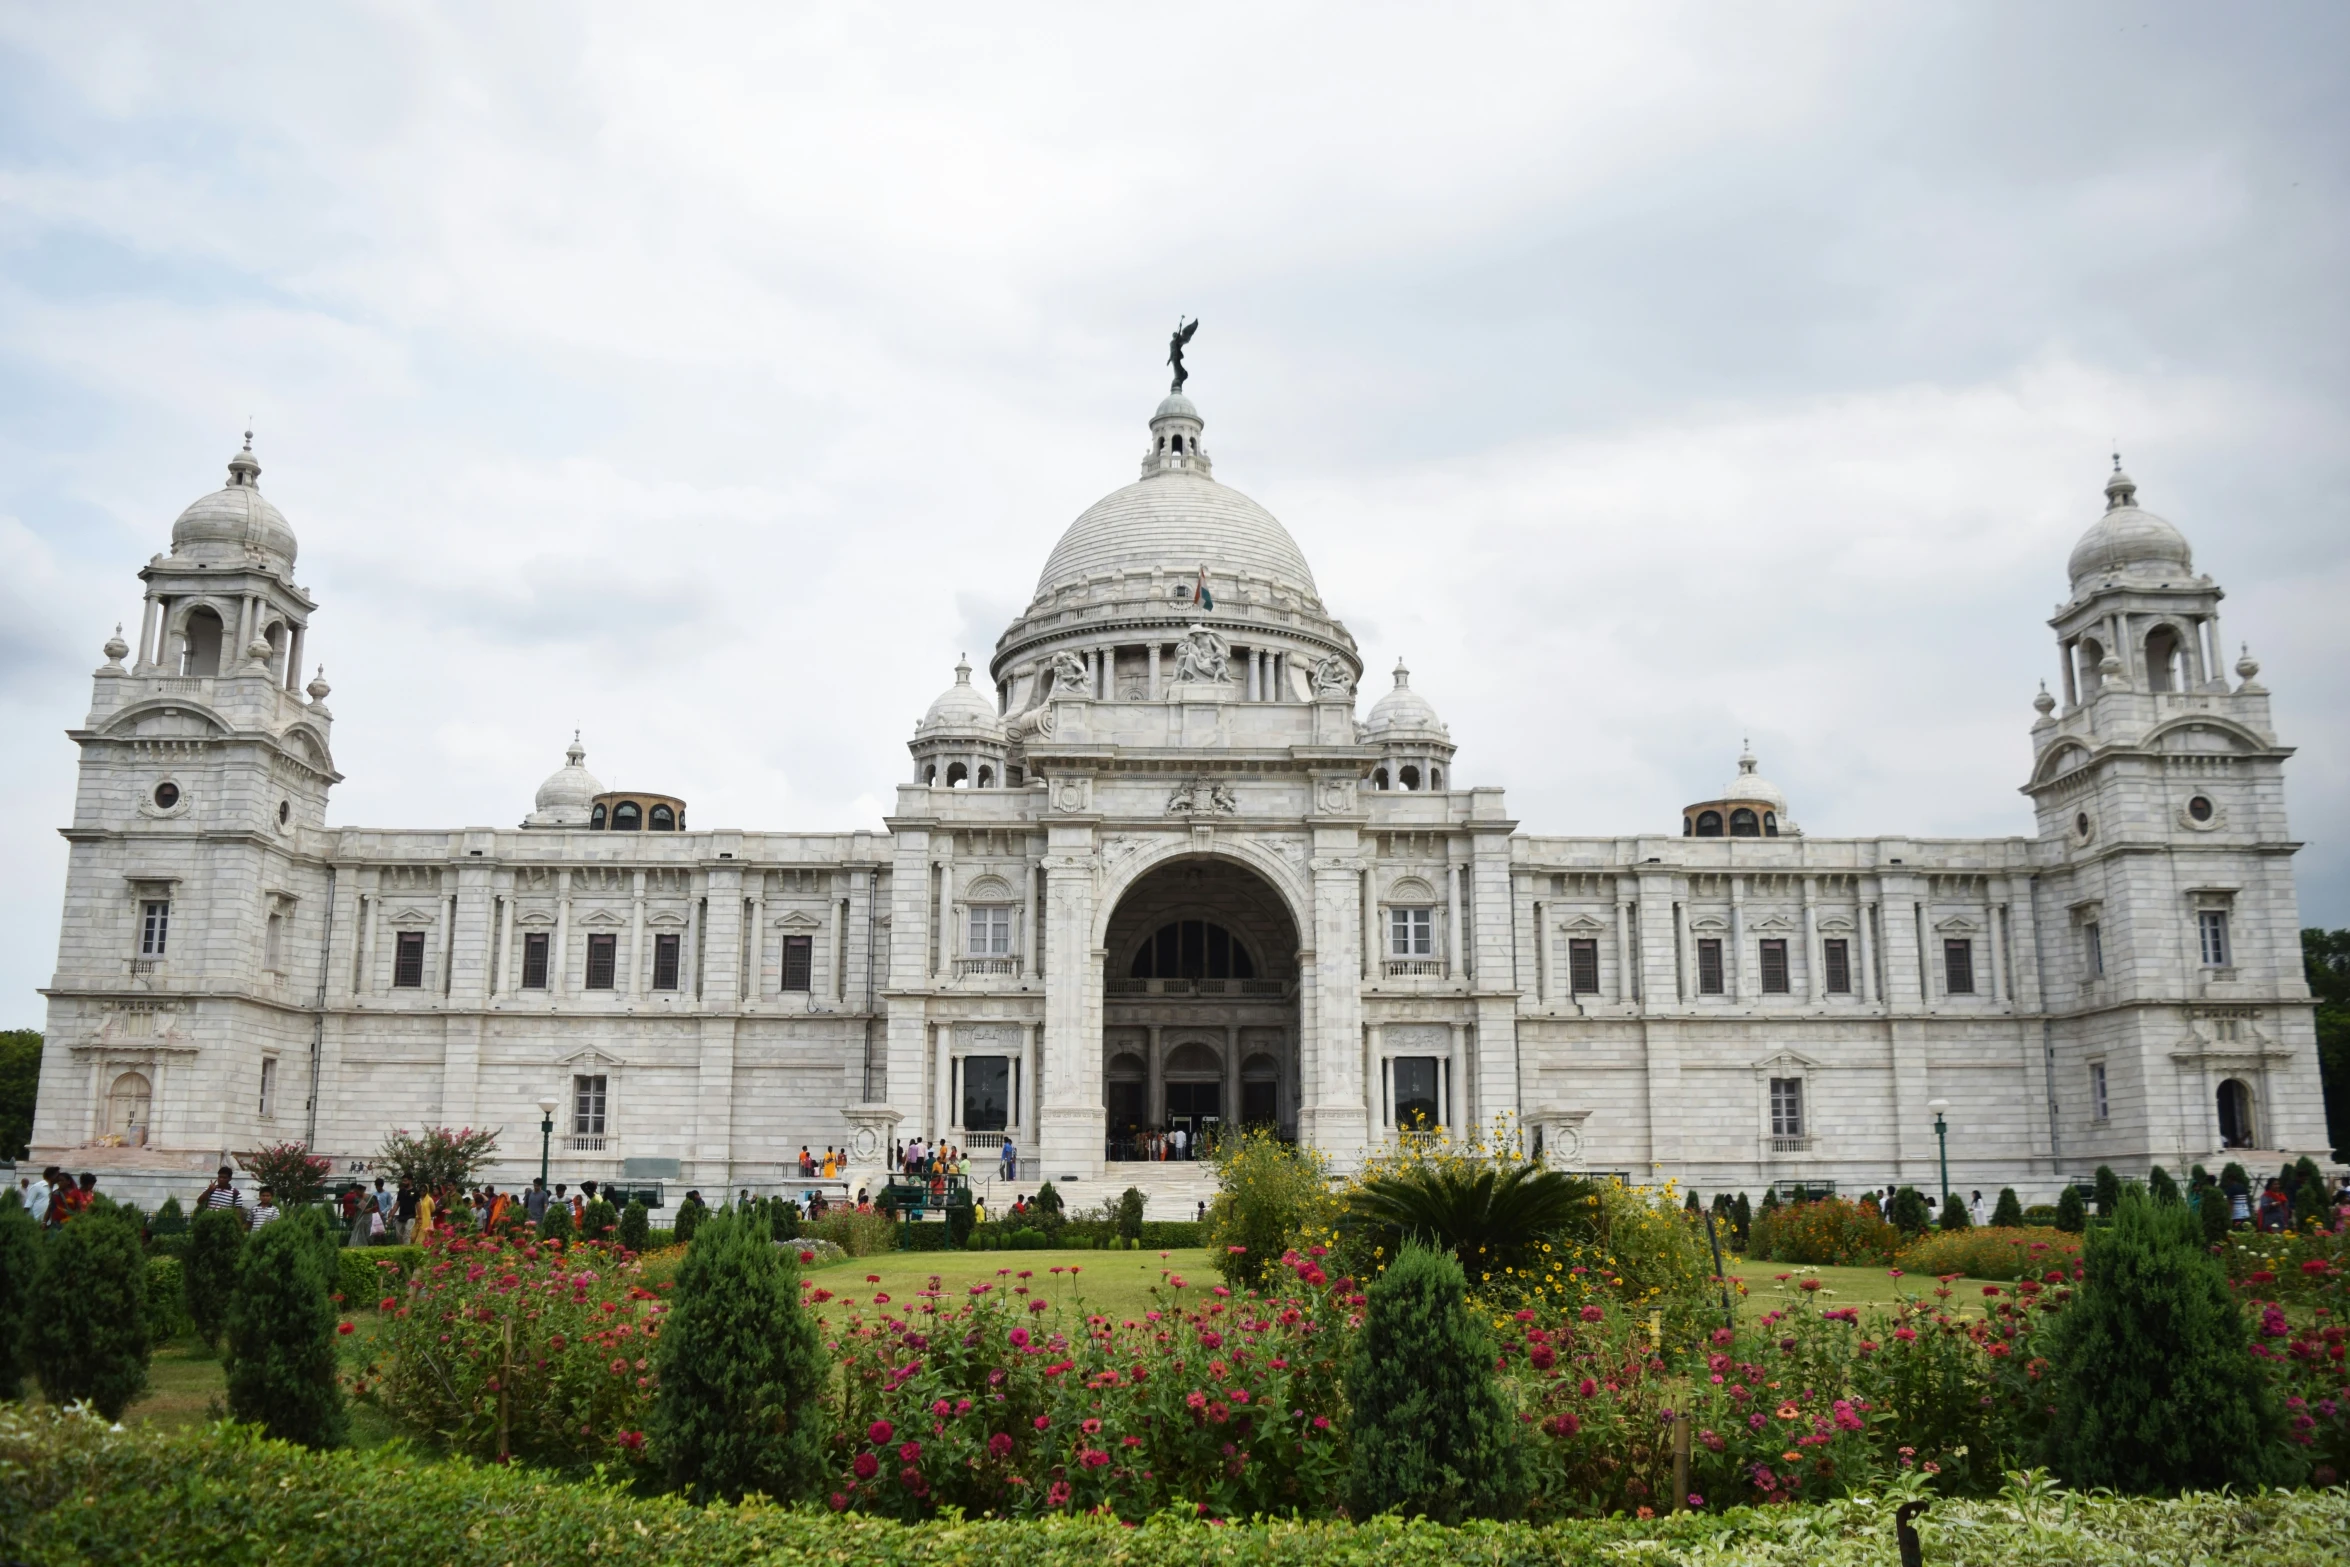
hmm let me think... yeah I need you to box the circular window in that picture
[153,781,180,809]
[2075,812,2092,841]
[278,800,291,826]
[2188,795,2214,822]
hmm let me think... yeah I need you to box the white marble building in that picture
[31,391,2333,1211]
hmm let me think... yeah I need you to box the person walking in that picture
[2259,1180,2291,1232]
[412,1187,437,1244]
[1969,1189,1988,1228]
[1000,1138,1017,1183]
[524,1177,549,1225]
[28,1167,57,1225]
[371,1177,395,1230]
[249,1186,283,1230]
[395,1180,418,1240]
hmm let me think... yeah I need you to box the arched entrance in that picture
[1101,855,1299,1160]
[2217,1078,2256,1148]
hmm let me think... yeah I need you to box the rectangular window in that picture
[139,899,170,958]
[1567,938,1600,994]
[264,913,284,971]
[393,930,426,988]
[522,932,550,990]
[2084,921,2104,979]
[258,1057,277,1119]
[1389,907,1433,958]
[652,933,681,991]
[781,934,814,991]
[1759,938,1790,994]
[1392,1056,1440,1130]
[968,906,1012,956]
[1696,938,1724,994]
[1769,1076,1804,1137]
[1823,938,1851,994]
[2198,910,2230,967]
[2089,1061,2109,1122]
[961,1055,1010,1132]
[572,1074,607,1136]
[584,933,617,990]
[1943,939,1974,995]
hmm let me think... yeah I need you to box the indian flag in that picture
[1193,564,1214,610]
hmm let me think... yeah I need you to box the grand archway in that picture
[1100,855,1299,1159]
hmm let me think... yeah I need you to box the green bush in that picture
[336,1245,423,1310]
[184,1206,246,1348]
[651,1209,829,1504]
[1115,1186,1146,1242]
[808,1208,898,1256]
[1749,1196,1899,1265]
[618,1199,651,1252]
[671,1199,704,1246]
[1205,1129,1338,1291]
[2092,1165,2122,1219]
[2023,1204,2059,1225]
[143,1255,192,1340]
[1344,1242,1524,1522]
[2046,1190,2294,1493]
[2200,1184,2231,1245]
[947,1202,975,1249]
[580,1198,618,1243]
[29,1202,149,1419]
[538,1199,575,1246]
[1896,1225,2081,1281]
[1887,1186,1932,1236]
[2055,1185,2087,1233]
[766,1198,800,1243]
[1991,1188,2025,1227]
[1030,1181,1067,1239]
[2147,1165,2180,1205]
[1137,1220,1204,1249]
[1338,1157,1599,1292]
[1937,1191,1971,1231]
[1730,1191,1752,1249]
[0,1191,38,1398]
[224,1212,347,1449]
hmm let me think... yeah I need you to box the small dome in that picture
[917,658,1006,739]
[1721,745,1787,812]
[1362,660,1449,740]
[171,434,298,570]
[2067,462,2192,590]
[525,734,604,827]
[1153,391,1201,422]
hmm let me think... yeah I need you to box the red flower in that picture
[1079,1447,1110,1469]
[1033,1414,1051,1430]
[988,1432,1014,1459]
[899,1439,922,1462]
[868,1419,894,1445]
[1047,1481,1072,1507]
[1580,1305,1605,1322]
[852,1452,879,1480]
[1081,1418,1102,1435]
[616,1430,645,1451]
[800,1249,816,1263]
[336,1321,355,1336]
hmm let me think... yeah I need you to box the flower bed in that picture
[1749,1197,1901,1267]
[1894,1226,2081,1281]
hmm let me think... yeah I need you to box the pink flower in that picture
[829,1492,849,1511]
[1228,1245,1247,1254]
[1047,1481,1072,1507]
[898,1440,922,1462]
[1580,1305,1605,1322]
[616,1430,645,1451]
[988,1432,1014,1459]
[868,1419,894,1445]
[1033,1414,1051,1430]
[1079,1447,1110,1469]
[1010,1326,1030,1348]
[1081,1418,1102,1435]
[852,1452,879,1479]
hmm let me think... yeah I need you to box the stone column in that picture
[1224,1023,1241,1133]
[496,888,515,997]
[1857,899,1878,1004]
[1532,899,1548,1002]
[1364,1020,1383,1130]
[1801,877,1820,1003]
[1673,897,1692,1003]
[1361,867,1377,978]
[627,870,646,997]
[745,879,765,1001]
[934,1024,954,1142]
[359,880,381,995]
[1019,1023,1037,1138]
[1306,838,1369,1163]
[1730,874,1748,999]
[1615,890,1636,1004]
[938,855,955,975]
[137,597,161,671]
[1445,860,1464,978]
[554,869,572,996]
[1037,830,1103,1176]
[685,890,703,1000]
[1147,1025,1165,1126]
[1147,642,1160,700]
[691,862,745,1187]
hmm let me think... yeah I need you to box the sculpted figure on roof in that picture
[1173,624,1229,685]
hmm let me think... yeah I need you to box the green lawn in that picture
[806,1246,1215,1324]
[1729,1258,2006,1317]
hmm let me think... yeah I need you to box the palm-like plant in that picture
[1341,1159,1600,1285]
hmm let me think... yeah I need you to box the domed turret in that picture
[171,434,298,571]
[1683,743,1800,837]
[2066,461,2193,592]
[910,658,1011,788]
[1363,660,1456,792]
[524,733,604,828]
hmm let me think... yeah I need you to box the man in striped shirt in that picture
[197,1166,242,1215]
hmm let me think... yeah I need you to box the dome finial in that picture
[2104,453,2136,511]
[566,731,586,766]
[1392,658,1410,688]
[226,429,262,487]
[955,654,972,685]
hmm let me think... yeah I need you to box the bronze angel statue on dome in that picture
[1168,317,1199,393]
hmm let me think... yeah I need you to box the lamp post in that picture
[538,1097,558,1189]
[1928,1098,1951,1205]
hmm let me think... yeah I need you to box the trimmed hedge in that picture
[4,1410,2349,1566]
[334,1245,424,1308]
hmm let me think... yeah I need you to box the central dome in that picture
[1033,392,1318,599]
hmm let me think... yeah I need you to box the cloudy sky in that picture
[2,3,2345,1027]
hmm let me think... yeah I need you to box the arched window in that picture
[589,803,608,829]
[977,765,994,788]
[923,764,937,784]
[945,762,969,788]
[108,1071,152,1142]
[1730,808,1760,836]
[1371,768,1389,790]
[1694,810,1724,837]
[2080,636,2107,691]
[182,607,224,676]
[2144,625,2183,693]
[2217,1078,2255,1148]
[649,803,675,831]
[1429,767,1442,789]
[1128,920,1257,981]
[613,801,642,831]
[1399,764,1421,791]
[1762,811,1778,836]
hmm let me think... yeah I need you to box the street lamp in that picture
[538,1097,559,1189]
[1927,1098,1951,1206]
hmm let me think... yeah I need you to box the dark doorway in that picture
[1393,1056,1439,1130]
[2218,1078,2255,1148]
[1242,1078,1277,1126]
[1166,1080,1221,1145]
[1107,1079,1145,1138]
[962,1056,1009,1132]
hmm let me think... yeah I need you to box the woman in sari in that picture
[413,1188,437,1244]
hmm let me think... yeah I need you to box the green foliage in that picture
[651,1209,829,1504]
[2222,1161,2250,1192]
[0,1029,39,1162]
[2200,1182,2231,1244]
[2147,1164,2180,1205]
[372,1125,502,1195]
[766,1198,800,1242]
[2055,1185,2087,1233]
[806,1208,896,1256]
[1029,1181,1067,1240]
[336,1245,423,1309]
[2092,1165,2121,1218]
[1758,1187,1780,1215]
[1938,1191,1971,1231]
[1748,1195,1899,1265]
[1205,1129,1338,1291]
[618,1199,651,1252]
[184,1206,247,1348]
[0,1191,38,1398]
[224,1213,347,1449]
[1730,1191,1752,1248]
[1344,1242,1524,1523]
[143,1255,191,1340]
[234,1140,331,1206]
[1339,1157,1599,1291]
[1115,1186,1146,1242]
[2046,1190,2294,1493]
[1887,1185,1932,1235]
[671,1199,703,1246]
[1896,1225,2081,1281]
[1991,1187,2025,1227]
[538,1198,575,1246]
[2305,927,2350,1160]
[28,1202,149,1418]
[580,1198,618,1243]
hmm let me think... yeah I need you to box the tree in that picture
[235,1141,331,1207]
[2304,928,2350,1161]
[2198,1181,2230,1245]
[1116,1186,1146,1243]
[1344,1241,1525,1522]
[581,1198,618,1243]
[0,1189,40,1399]
[538,1198,575,1247]
[371,1126,501,1196]
[1991,1188,2025,1228]
[651,1209,829,1503]
[2055,1185,2087,1234]
[29,1201,149,1418]
[1730,1192,1752,1249]
[1937,1191,1971,1231]
[619,1200,651,1252]
[223,1210,347,1448]
[2045,1190,2293,1492]
[1339,1159,1599,1293]
[1888,1186,1932,1236]
[2092,1165,2122,1219]
[2147,1165,2180,1205]
[183,1206,247,1348]
[0,1029,40,1162]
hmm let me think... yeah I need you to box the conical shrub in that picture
[2045,1190,2292,1492]
[29,1201,149,1418]
[2198,1183,2230,1245]
[2055,1185,2087,1233]
[672,1200,703,1246]
[1344,1241,1525,1522]
[2092,1165,2121,1218]
[183,1207,246,1349]
[1937,1192,1970,1231]
[0,1191,39,1399]
[223,1212,347,1448]
[651,1209,829,1503]
[539,1198,574,1246]
[2147,1165,2180,1205]
[1888,1186,1932,1236]
[1991,1188,2024,1227]
[619,1199,651,1252]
